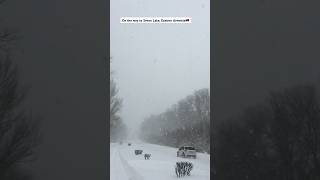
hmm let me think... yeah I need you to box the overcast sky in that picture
[110,0,210,134]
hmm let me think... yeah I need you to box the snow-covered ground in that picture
[110,141,210,180]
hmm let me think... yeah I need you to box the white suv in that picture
[177,146,197,159]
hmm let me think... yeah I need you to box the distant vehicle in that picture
[144,153,151,160]
[128,143,131,146]
[135,150,143,155]
[177,146,196,159]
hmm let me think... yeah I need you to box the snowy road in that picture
[110,141,210,180]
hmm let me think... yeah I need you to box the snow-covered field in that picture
[110,141,210,180]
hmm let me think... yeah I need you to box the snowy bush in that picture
[175,161,193,177]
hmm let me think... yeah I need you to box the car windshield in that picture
[185,147,195,150]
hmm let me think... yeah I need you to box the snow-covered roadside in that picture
[110,142,210,180]
[110,144,130,180]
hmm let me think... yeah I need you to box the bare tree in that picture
[110,59,126,141]
[214,84,320,180]
[0,7,40,178]
[268,85,320,180]
[0,55,40,178]
[194,89,210,138]
[110,78,122,127]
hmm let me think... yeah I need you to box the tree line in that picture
[213,84,320,180]
[139,88,210,153]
